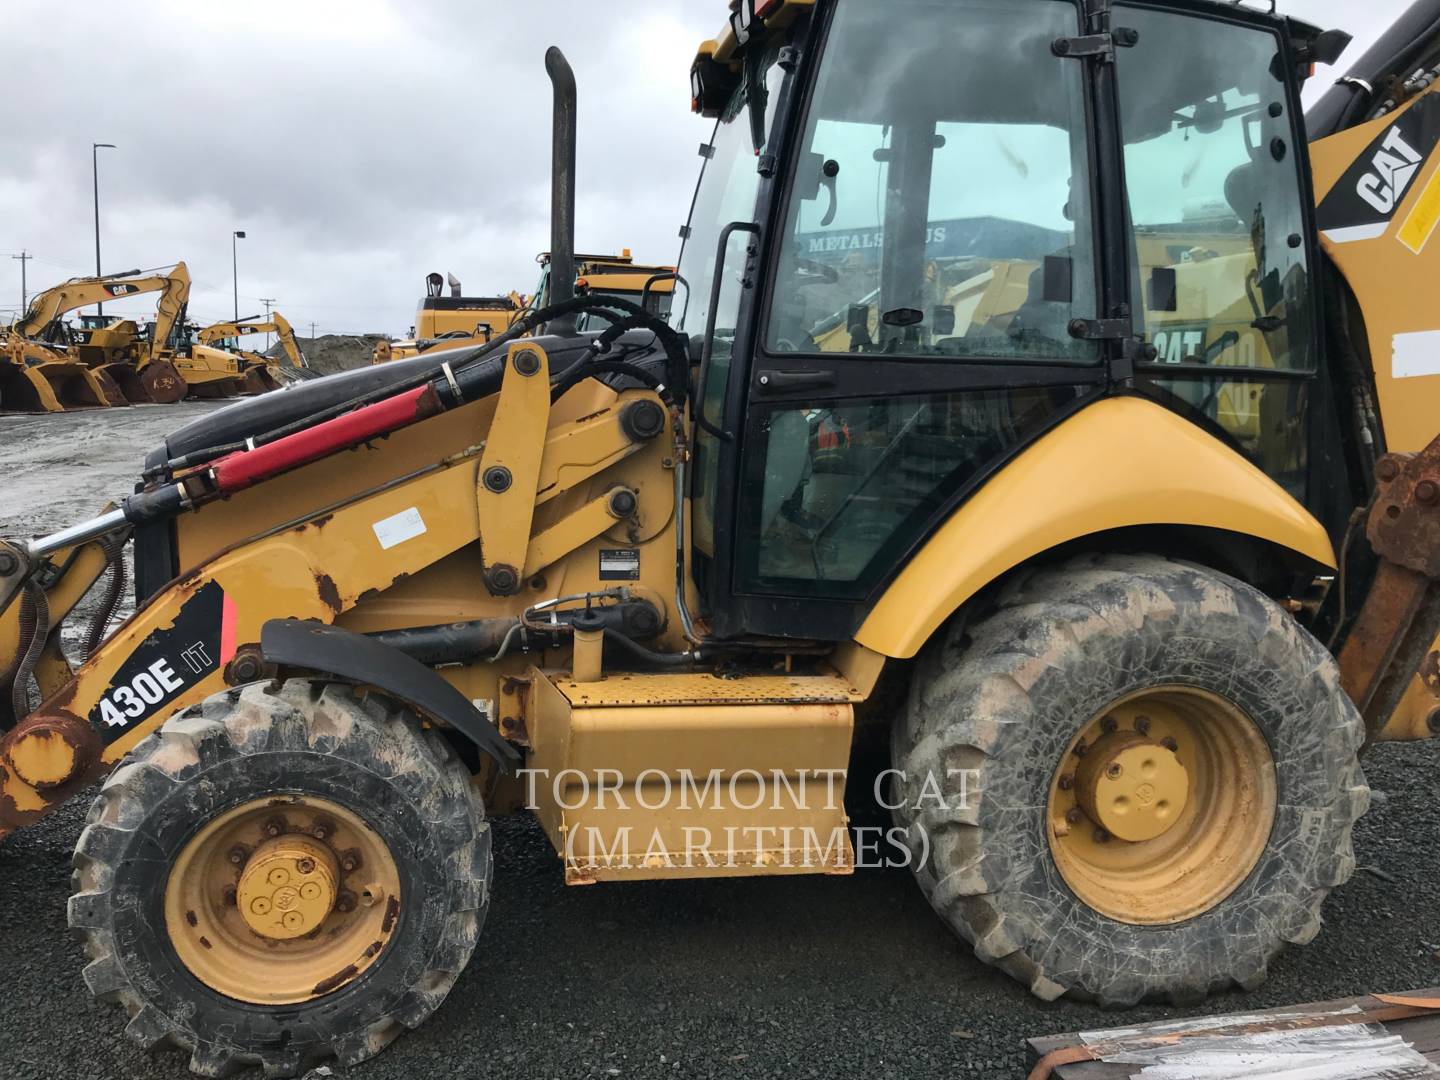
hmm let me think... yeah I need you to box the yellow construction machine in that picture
[8,264,195,404]
[6,0,1440,1073]
[0,272,149,412]
[195,312,310,393]
[374,255,675,364]
[373,273,527,363]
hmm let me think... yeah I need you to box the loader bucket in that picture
[141,360,189,404]
[184,373,245,399]
[241,365,281,395]
[98,361,185,404]
[0,357,124,412]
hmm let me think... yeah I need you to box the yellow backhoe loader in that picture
[5,1,1440,1074]
[195,312,311,393]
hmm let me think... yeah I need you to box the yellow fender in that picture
[855,396,1336,659]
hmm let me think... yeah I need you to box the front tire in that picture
[69,680,491,1076]
[892,554,1368,1006]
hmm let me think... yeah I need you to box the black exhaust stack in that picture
[546,46,578,336]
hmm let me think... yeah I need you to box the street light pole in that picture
[92,142,116,316]
[232,230,246,321]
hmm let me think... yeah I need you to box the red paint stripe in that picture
[219,592,238,664]
[213,387,433,493]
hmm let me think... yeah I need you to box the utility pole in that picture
[260,298,276,351]
[309,321,317,341]
[93,142,116,316]
[12,250,32,313]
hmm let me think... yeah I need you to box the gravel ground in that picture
[2,404,1439,1080]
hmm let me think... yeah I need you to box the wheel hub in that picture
[236,836,339,940]
[1075,731,1189,842]
[1046,688,1277,925]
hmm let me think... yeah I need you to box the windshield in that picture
[766,0,1097,362]
[673,51,787,341]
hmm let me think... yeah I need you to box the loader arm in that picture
[0,339,677,834]
[270,313,306,369]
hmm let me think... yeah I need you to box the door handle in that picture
[755,370,837,392]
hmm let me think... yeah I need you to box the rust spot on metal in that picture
[414,385,443,419]
[185,910,198,927]
[312,965,360,996]
[381,895,400,934]
[1422,650,1440,695]
[314,573,343,615]
[199,936,212,950]
[312,513,334,529]
[363,940,384,959]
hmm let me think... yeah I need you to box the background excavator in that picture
[8,1,1440,1076]
[4,264,192,406]
[195,311,311,393]
[0,270,144,412]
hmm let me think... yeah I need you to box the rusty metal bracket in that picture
[1339,446,1440,742]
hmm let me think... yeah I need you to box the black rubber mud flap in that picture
[261,619,520,771]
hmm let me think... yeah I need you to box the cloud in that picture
[1,0,720,332]
[0,0,1416,332]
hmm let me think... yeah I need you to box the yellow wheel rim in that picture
[1046,687,1276,926]
[165,795,402,1005]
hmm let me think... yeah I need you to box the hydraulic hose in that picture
[84,536,128,659]
[9,584,49,722]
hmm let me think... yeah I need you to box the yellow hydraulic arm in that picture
[13,264,190,349]
[197,312,307,371]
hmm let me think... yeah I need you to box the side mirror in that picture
[730,0,759,46]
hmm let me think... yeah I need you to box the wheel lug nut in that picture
[1073,739,1088,757]
[1058,774,1074,791]
[336,891,356,914]
[1161,736,1179,752]
[1101,716,1117,733]
[342,857,358,872]
[1105,763,1123,780]
[1134,716,1151,734]
[223,886,237,907]
[228,846,247,865]
[296,858,316,874]
[1065,807,1083,825]
[1093,828,1111,844]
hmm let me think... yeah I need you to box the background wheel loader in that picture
[373,253,675,364]
[3,0,1440,1074]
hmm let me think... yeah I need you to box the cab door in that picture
[714,0,1110,639]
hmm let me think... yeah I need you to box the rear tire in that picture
[69,679,490,1076]
[892,554,1368,1006]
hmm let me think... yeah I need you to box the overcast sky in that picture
[0,0,1410,337]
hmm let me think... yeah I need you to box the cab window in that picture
[1117,6,1314,497]
[766,0,1098,362]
